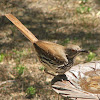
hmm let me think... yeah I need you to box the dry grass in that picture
[0,0,100,99]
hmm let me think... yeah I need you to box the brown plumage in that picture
[5,14,88,75]
[34,40,88,74]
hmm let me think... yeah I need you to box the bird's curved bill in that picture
[79,49,89,53]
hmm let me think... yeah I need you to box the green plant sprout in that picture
[38,66,45,71]
[0,54,5,62]
[77,6,92,14]
[14,65,26,76]
[87,52,96,62]
[26,86,36,96]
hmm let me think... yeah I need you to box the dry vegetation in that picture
[0,0,100,100]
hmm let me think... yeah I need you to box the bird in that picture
[34,40,88,75]
[5,14,88,76]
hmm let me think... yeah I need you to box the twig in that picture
[0,80,16,88]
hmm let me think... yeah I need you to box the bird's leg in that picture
[44,69,56,76]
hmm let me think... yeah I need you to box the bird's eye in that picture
[71,49,75,52]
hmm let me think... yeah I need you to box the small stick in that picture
[0,80,16,87]
[5,14,38,43]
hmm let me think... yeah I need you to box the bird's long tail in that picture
[5,14,38,43]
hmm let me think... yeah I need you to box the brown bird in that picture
[5,14,88,75]
[34,40,88,75]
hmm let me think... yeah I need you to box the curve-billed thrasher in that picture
[34,40,88,75]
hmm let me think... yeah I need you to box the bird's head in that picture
[65,44,88,58]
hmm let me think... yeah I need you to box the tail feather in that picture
[5,14,38,43]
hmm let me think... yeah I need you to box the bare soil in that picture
[0,0,100,100]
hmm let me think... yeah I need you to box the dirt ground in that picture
[0,0,100,100]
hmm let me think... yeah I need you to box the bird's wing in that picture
[34,41,68,63]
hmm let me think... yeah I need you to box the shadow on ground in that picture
[0,0,100,52]
[0,0,100,99]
